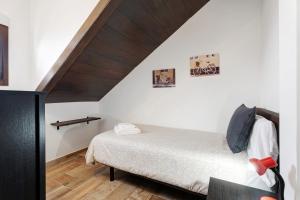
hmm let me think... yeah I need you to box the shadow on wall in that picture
[54,121,101,159]
[0,13,9,26]
[287,165,298,200]
[55,116,119,159]
[98,115,121,132]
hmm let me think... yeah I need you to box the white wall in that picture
[100,0,262,134]
[29,0,101,161]
[3,3,297,199]
[46,102,102,161]
[30,0,100,87]
[279,0,299,198]
[298,1,300,198]
[0,0,33,90]
[259,0,279,112]
[258,2,300,199]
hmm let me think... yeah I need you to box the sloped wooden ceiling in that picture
[37,0,209,103]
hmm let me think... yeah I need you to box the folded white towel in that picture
[114,123,142,135]
[115,123,136,129]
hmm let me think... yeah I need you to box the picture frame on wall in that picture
[190,53,220,77]
[152,68,176,88]
[0,24,8,86]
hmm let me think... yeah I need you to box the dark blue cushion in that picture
[226,104,256,153]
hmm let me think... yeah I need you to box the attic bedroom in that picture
[0,0,299,199]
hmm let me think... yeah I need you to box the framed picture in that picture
[152,68,175,88]
[0,24,8,86]
[190,53,220,77]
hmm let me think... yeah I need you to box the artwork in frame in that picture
[190,53,220,77]
[152,68,175,88]
[0,24,8,86]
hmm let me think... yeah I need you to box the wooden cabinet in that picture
[0,91,45,200]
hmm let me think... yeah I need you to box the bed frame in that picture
[108,108,280,198]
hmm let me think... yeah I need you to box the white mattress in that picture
[86,124,270,194]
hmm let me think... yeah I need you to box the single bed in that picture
[85,108,279,196]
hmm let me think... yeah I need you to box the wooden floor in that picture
[46,151,203,200]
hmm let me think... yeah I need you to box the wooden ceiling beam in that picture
[36,0,124,93]
[37,0,210,103]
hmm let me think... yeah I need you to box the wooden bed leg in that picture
[110,167,115,181]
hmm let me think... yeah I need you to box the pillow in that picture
[247,115,279,187]
[226,104,256,153]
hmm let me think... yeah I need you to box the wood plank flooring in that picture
[46,151,203,200]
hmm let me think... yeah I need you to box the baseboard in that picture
[46,148,87,168]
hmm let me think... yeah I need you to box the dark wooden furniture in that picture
[0,91,45,200]
[207,177,277,200]
[0,24,8,86]
[107,108,280,197]
[110,167,115,181]
[51,117,101,130]
[36,0,210,103]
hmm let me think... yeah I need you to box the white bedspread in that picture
[86,124,269,194]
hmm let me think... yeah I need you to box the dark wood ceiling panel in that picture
[107,10,159,49]
[37,0,209,103]
[72,63,131,81]
[78,50,128,68]
[117,1,172,42]
[91,25,150,66]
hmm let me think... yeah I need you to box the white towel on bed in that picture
[114,123,141,135]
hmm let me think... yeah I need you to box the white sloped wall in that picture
[99,0,263,134]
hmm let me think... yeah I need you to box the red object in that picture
[249,157,278,176]
[261,197,276,200]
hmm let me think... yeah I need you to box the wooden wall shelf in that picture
[51,117,101,130]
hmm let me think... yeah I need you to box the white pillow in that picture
[247,115,279,187]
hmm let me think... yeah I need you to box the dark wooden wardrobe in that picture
[0,91,45,200]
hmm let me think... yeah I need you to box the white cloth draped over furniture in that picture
[247,116,279,187]
[86,124,270,195]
